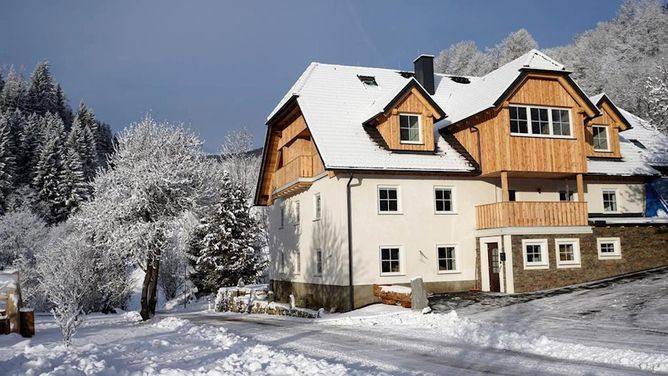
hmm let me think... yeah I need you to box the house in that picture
[254,50,668,311]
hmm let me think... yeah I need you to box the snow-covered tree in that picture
[642,64,668,133]
[0,115,16,212]
[67,116,98,180]
[16,113,41,185]
[0,67,26,113]
[54,84,73,127]
[434,41,493,76]
[189,172,267,293]
[93,121,114,168]
[79,115,223,320]
[0,209,48,267]
[37,226,97,346]
[59,147,90,215]
[26,61,58,116]
[491,29,538,67]
[0,69,5,94]
[220,128,261,200]
[32,114,67,223]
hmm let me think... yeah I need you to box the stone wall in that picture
[511,224,668,293]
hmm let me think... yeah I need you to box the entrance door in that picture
[487,243,500,292]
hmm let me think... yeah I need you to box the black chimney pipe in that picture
[414,54,435,95]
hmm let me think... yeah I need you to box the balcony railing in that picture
[272,155,324,198]
[476,201,589,229]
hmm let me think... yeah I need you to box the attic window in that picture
[450,76,471,84]
[358,75,378,87]
[629,139,647,149]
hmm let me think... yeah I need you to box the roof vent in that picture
[450,76,471,84]
[398,71,414,78]
[358,75,378,86]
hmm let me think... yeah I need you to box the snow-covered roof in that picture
[268,63,474,172]
[586,98,668,177]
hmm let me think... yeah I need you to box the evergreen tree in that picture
[55,85,74,128]
[72,102,99,178]
[0,69,5,95]
[16,113,41,185]
[0,116,17,213]
[4,108,23,159]
[26,61,58,116]
[94,121,114,168]
[59,147,90,215]
[188,173,266,293]
[0,67,26,113]
[32,114,67,223]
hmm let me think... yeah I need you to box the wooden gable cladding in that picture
[255,103,325,206]
[374,87,438,152]
[450,73,591,176]
[585,100,626,158]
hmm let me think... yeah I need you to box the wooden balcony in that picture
[272,155,324,199]
[476,201,589,230]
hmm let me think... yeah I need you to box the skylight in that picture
[450,76,471,84]
[358,75,378,86]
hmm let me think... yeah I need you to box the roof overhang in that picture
[593,94,633,130]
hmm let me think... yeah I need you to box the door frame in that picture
[479,236,502,292]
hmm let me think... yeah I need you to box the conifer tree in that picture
[0,116,17,213]
[94,121,114,168]
[32,114,66,223]
[26,61,58,116]
[17,113,41,185]
[188,173,266,293]
[55,85,73,128]
[0,67,26,113]
[0,70,5,95]
[59,147,90,215]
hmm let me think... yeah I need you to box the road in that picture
[175,311,657,376]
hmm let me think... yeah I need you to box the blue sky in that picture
[0,0,624,151]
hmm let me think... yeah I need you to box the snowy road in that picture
[177,311,658,375]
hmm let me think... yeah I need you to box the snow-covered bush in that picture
[188,173,267,294]
[0,209,48,267]
[36,226,96,346]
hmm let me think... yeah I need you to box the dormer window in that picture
[399,114,422,144]
[509,105,572,138]
[592,125,610,151]
[358,75,378,87]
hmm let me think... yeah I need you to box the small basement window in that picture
[358,75,378,86]
[597,237,621,259]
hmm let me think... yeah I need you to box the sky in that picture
[0,0,625,152]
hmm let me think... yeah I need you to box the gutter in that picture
[346,174,355,311]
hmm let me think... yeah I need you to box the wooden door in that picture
[487,243,500,292]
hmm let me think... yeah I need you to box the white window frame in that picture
[398,113,423,144]
[434,186,456,214]
[313,193,321,221]
[379,246,404,276]
[555,238,581,268]
[377,185,402,214]
[293,200,300,226]
[597,237,622,260]
[592,125,611,152]
[314,249,323,276]
[508,105,573,138]
[522,239,549,270]
[436,244,460,274]
[602,189,619,213]
[294,249,301,274]
[279,205,285,229]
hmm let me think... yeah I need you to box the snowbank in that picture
[0,312,350,375]
[321,307,668,373]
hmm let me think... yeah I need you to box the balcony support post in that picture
[576,173,584,202]
[501,171,509,202]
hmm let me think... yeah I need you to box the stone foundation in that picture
[511,224,668,293]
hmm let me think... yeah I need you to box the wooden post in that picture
[501,171,509,202]
[576,174,585,202]
[19,309,34,337]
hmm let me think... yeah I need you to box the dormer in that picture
[362,56,446,152]
[585,94,632,159]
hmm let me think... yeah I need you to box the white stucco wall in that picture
[585,180,645,214]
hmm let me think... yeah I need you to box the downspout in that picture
[346,174,355,311]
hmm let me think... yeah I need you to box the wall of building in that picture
[585,179,645,214]
[510,225,668,293]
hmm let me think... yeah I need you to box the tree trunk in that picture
[140,253,161,320]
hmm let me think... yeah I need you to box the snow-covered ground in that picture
[0,312,352,375]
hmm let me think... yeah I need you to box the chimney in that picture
[413,55,435,95]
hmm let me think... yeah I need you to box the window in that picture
[279,251,286,273]
[555,239,581,268]
[602,190,618,212]
[531,107,550,135]
[315,249,323,275]
[508,105,572,137]
[294,201,300,225]
[437,245,458,272]
[378,186,400,213]
[313,193,321,220]
[279,205,285,229]
[358,75,378,87]
[597,237,622,259]
[509,106,528,134]
[295,249,301,274]
[559,191,574,202]
[399,114,421,143]
[522,239,549,269]
[434,187,454,213]
[592,126,610,151]
[380,247,402,275]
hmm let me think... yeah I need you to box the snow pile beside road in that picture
[322,307,668,373]
[0,313,350,375]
